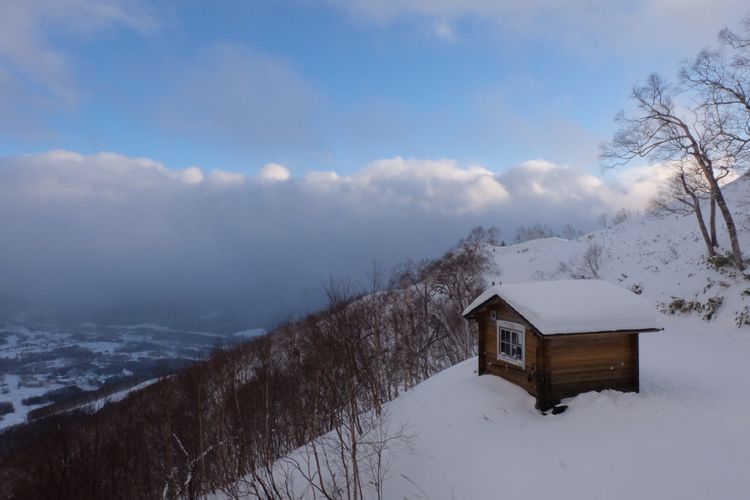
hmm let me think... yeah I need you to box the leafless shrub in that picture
[611,208,632,225]
[559,224,583,240]
[736,306,750,328]
[289,410,413,500]
[558,243,604,279]
[513,223,555,243]
[0,226,490,499]
[663,295,723,320]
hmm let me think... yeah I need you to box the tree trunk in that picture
[679,172,715,257]
[709,194,717,247]
[693,196,715,257]
[685,134,745,269]
[712,183,745,269]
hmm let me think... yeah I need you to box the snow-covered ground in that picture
[0,375,43,428]
[218,176,750,499]
[380,315,750,499]
[371,178,750,499]
[0,322,260,430]
[377,177,750,499]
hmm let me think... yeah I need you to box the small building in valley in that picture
[463,280,661,411]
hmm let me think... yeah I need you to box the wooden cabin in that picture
[463,280,661,411]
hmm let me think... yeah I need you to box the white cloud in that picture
[327,0,748,52]
[606,163,676,210]
[499,159,669,211]
[500,160,605,201]
[0,150,667,325]
[351,157,509,213]
[2,150,663,215]
[304,171,340,183]
[0,0,157,131]
[433,19,457,41]
[179,166,204,185]
[257,163,291,182]
[210,169,245,185]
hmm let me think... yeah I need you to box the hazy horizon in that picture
[2,1,747,327]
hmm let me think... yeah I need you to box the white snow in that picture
[464,280,662,334]
[216,316,750,500]
[378,315,750,500]
[232,328,266,339]
[0,374,55,428]
[82,379,159,413]
[216,175,750,499]
[373,175,750,499]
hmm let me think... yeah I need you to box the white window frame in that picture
[496,320,525,368]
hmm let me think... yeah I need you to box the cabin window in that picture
[496,320,525,368]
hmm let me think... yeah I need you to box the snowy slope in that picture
[375,176,750,499]
[218,176,750,499]
[484,175,750,331]
[379,315,750,500]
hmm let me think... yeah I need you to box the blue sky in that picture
[1,1,748,324]
[3,0,747,176]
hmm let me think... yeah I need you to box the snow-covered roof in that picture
[463,280,662,335]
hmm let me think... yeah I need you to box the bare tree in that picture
[0,228,491,499]
[649,160,716,256]
[680,17,750,249]
[683,17,750,173]
[559,224,582,240]
[486,226,501,245]
[514,223,555,244]
[611,208,632,226]
[289,410,412,500]
[601,73,745,269]
[559,243,604,279]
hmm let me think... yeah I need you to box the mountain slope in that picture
[380,315,750,499]
[222,175,750,499]
[486,174,750,328]
[376,175,750,499]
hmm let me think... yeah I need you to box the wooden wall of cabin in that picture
[476,300,541,397]
[544,332,639,406]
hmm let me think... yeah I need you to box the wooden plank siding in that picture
[469,295,648,411]
[477,298,543,397]
[545,332,639,405]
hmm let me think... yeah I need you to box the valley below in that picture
[0,322,262,429]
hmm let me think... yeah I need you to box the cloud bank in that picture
[0,150,665,327]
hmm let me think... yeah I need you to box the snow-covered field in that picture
[0,323,263,430]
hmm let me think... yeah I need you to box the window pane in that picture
[498,326,524,362]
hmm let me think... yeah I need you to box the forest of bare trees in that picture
[0,228,493,500]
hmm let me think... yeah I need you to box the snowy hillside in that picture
[219,175,750,499]
[370,177,750,499]
[485,175,750,330]
[378,314,750,500]
[379,176,750,499]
